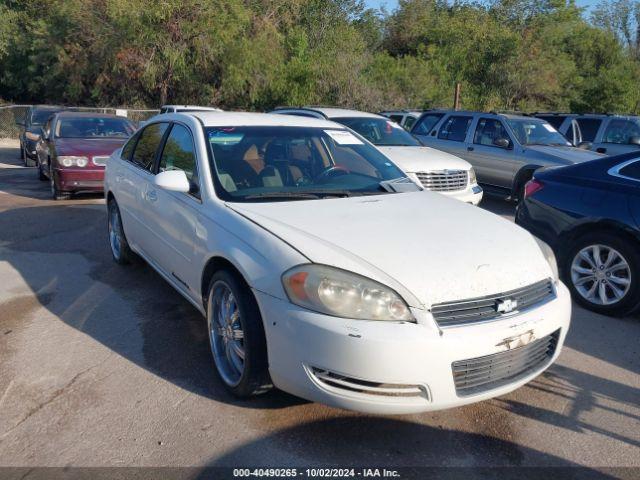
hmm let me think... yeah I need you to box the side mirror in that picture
[493,137,511,149]
[628,136,640,146]
[577,141,592,150]
[154,169,190,193]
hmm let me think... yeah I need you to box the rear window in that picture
[55,116,135,138]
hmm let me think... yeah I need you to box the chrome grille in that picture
[452,329,560,396]
[415,170,467,192]
[431,279,555,328]
[92,156,109,166]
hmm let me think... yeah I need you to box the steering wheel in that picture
[315,165,350,182]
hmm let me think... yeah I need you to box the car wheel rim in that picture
[108,205,122,259]
[208,282,245,387]
[571,244,631,306]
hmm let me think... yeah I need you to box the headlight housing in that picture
[58,156,88,167]
[534,237,559,283]
[468,167,477,185]
[282,264,414,322]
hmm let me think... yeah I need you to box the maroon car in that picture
[36,112,136,200]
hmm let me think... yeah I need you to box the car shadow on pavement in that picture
[0,203,306,410]
[201,417,615,475]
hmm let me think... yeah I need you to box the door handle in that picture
[596,147,606,154]
[467,146,474,151]
[146,190,157,202]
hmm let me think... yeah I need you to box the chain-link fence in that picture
[0,105,159,140]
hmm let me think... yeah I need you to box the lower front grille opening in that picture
[310,367,429,400]
[452,329,560,397]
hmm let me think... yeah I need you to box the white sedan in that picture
[104,112,570,414]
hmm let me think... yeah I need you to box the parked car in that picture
[16,105,64,167]
[516,153,640,317]
[270,107,483,205]
[379,110,423,131]
[533,112,640,156]
[159,105,222,113]
[105,111,570,414]
[411,110,602,201]
[36,112,136,200]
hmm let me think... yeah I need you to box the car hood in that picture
[228,192,553,307]
[55,137,129,157]
[377,146,471,172]
[525,145,602,164]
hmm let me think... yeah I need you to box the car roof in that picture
[31,105,64,111]
[274,106,383,120]
[162,105,222,111]
[188,111,346,129]
[418,109,533,121]
[55,111,130,119]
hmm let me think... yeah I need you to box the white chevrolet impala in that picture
[104,112,570,414]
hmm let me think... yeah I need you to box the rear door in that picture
[140,122,202,299]
[119,122,169,257]
[465,117,519,190]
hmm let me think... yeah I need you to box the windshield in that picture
[31,109,58,126]
[507,118,570,146]
[206,126,415,202]
[335,117,421,147]
[55,117,135,138]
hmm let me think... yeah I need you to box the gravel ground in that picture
[0,143,638,477]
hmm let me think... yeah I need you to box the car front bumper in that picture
[255,281,571,414]
[439,184,483,205]
[55,168,105,192]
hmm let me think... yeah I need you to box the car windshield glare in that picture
[206,126,415,201]
[507,119,570,146]
[336,117,421,147]
[55,117,135,138]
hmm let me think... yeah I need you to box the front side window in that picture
[576,118,602,142]
[131,123,169,171]
[121,133,138,161]
[437,116,472,142]
[336,117,421,147]
[473,118,511,147]
[206,126,414,202]
[412,113,444,135]
[55,116,135,139]
[507,119,570,146]
[159,124,198,193]
[602,119,640,144]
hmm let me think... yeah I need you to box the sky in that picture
[364,0,599,13]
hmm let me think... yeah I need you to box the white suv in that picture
[271,107,483,205]
[105,111,570,414]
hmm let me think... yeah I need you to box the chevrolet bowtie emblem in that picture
[496,330,536,350]
[496,298,518,314]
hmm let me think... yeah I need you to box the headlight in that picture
[58,156,88,167]
[468,167,477,185]
[25,131,40,141]
[282,264,414,322]
[534,237,559,283]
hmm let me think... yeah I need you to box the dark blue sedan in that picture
[516,152,640,317]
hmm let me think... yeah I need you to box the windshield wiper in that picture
[243,192,322,201]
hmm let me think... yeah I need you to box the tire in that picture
[513,169,535,204]
[24,147,36,167]
[206,270,271,398]
[563,231,640,317]
[107,198,135,265]
[50,173,71,200]
[19,142,24,160]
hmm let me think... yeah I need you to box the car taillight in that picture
[524,179,544,199]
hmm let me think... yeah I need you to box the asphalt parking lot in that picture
[0,140,638,475]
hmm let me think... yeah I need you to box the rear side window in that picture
[619,160,640,180]
[438,116,472,142]
[412,113,444,135]
[603,119,640,144]
[159,124,198,194]
[576,118,602,142]
[131,123,169,171]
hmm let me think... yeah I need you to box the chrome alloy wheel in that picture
[570,244,632,306]
[108,204,123,260]
[208,282,245,387]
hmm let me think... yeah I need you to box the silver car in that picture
[412,110,602,200]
